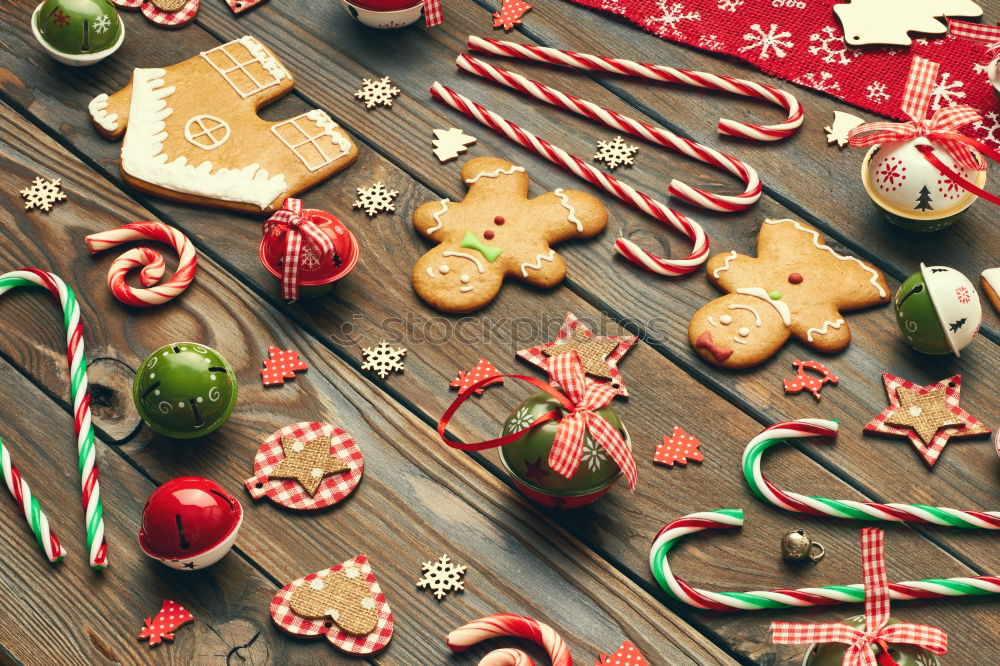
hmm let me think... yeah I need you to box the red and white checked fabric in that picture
[516,311,637,396]
[547,352,637,490]
[456,52,762,212]
[111,0,199,27]
[263,198,336,302]
[949,20,1000,63]
[424,0,443,26]
[245,422,363,511]
[270,555,393,654]
[848,56,984,171]
[864,373,991,468]
[430,82,710,277]
[563,0,1000,150]
[772,528,947,666]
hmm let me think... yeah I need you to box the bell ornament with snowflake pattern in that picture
[498,391,629,508]
[338,0,425,29]
[893,264,981,356]
[802,615,942,666]
[31,0,124,65]
[861,137,987,231]
[133,343,239,439]
[259,204,359,298]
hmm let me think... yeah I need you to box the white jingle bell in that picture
[861,136,987,231]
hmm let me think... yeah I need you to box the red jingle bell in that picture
[259,201,359,299]
[138,476,243,571]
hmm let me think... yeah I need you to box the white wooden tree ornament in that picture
[834,0,982,47]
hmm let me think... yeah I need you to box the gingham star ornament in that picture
[864,373,990,467]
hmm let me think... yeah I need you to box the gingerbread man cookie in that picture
[689,219,890,368]
[88,36,357,213]
[412,157,607,313]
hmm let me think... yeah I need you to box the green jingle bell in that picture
[802,615,941,666]
[32,0,123,64]
[133,343,238,439]
[894,264,981,356]
[499,391,627,504]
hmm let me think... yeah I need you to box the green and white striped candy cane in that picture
[0,269,108,569]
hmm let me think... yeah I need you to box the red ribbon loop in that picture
[772,528,947,666]
[847,56,984,172]
[437,351,637,491]
[263,198,335,302]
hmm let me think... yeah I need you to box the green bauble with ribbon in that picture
[894,264,981,356]
[802,616,942,666]
[499,391,627,506]
[32,0,124,65]
[133,343,238,439]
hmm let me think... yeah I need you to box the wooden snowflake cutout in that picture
[261,346,308,385]
[138,600,194,647]
[20,176,67,212]
[361,341,406,378]
[354,76,400,109]
[824,111,865,148]
[450,358,503,395]
[417,554,467,600]
[353,182,399,217]
[432,128,477,162]
[594,136,638,170]
[653,426,703,466]
[493,0,532,30]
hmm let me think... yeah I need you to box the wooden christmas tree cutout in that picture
[834,0,982,46]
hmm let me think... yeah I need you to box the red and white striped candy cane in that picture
[447,614,572,666]
[85,221,197,307]
[430,82,709,276]
[456,54,761,212]
[467,36,804,141]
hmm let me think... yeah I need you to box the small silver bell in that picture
[781,529,825,562]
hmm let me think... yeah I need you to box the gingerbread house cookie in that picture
[88,36,357,213]
[689,218,890,368]
[412,157,607,313]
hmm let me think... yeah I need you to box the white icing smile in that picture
[737,287,792,326]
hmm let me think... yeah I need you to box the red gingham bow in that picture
[437,352,637,491]
[546,352,636,490]
[949,20,1000,64]
[771,528,947,666]
[424,0,443,26]
[848,56,984,171]
[263,198,335,302]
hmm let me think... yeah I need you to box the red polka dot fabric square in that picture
[245,422,363,510]
[450,358,503,395]
[596,640,649,666]
[261,346,309,385]
[653,426,702,466]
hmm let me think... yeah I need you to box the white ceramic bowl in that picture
[338,0,424,29]
[31,2,125,67]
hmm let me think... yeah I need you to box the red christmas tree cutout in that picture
[450,358,503,396]
[261,346,308,386]
[493,0,532,30]
[597,640,649,666]
[654,426,703,466]
[138,600,193,647]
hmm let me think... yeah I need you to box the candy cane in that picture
[744,419,1000,529]
[649,509,1000,611]
[85,221,197,307]
[0,269,107,568]
[455,54,762,212]
[467,36,804,141]
[447,614,572,666]
[430,82,709,276]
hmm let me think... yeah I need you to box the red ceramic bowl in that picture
[338,0,424,29]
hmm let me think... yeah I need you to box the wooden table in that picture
[1,0,998,663]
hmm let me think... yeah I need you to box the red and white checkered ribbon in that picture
[546,352,636,490]
[848,56,983,171]
[262,198,335,301]
[772,528,947,666]
[438,352,636,491]
[424,0,443,26]
[949,20,1000,64]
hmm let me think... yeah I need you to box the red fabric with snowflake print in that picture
[561,0,1000,148]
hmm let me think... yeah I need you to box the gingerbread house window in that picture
[270,113,346,172]
[200,41,281,99]
[184,115,231,151]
